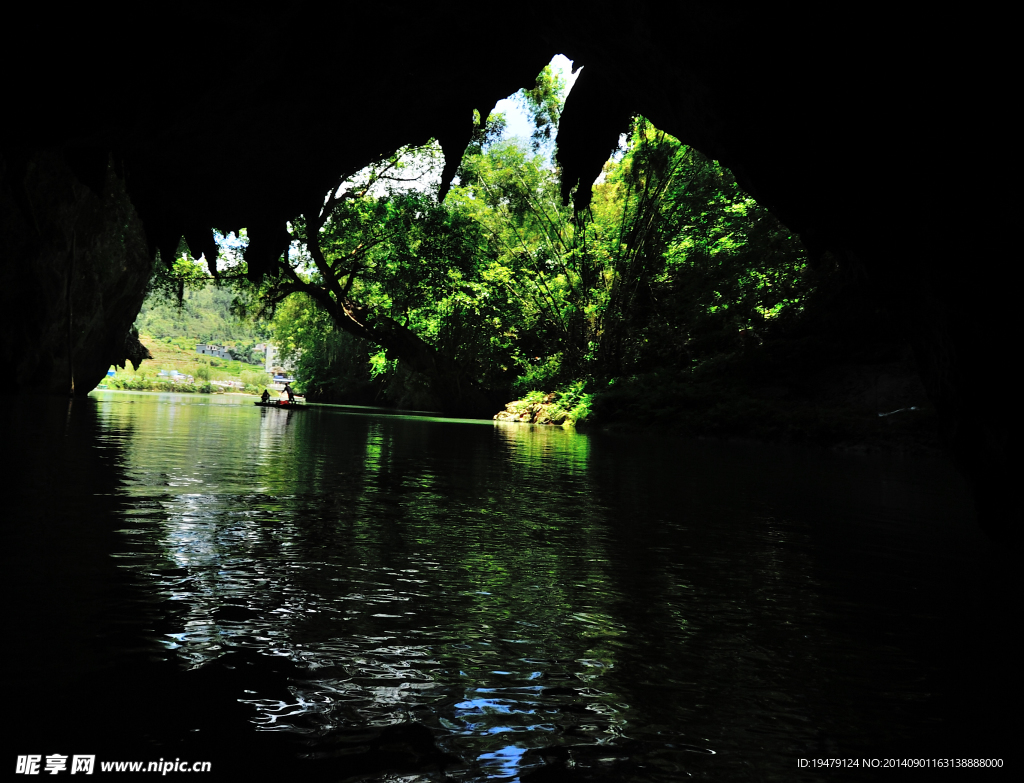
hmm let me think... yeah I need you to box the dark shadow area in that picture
[586,251,942,455]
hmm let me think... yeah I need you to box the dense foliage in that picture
[586,119,810,377]
[151,66,812,418]
[447,116,810,391]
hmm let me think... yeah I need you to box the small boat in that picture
[254,401,307,410]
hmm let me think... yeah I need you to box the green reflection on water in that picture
[92,392,643,776]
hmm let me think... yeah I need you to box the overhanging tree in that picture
[249,146,503,415]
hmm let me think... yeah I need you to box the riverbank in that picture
[95,385,262,397]
[496,352,942,457]
[497,313,943,456]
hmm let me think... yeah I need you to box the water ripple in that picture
[43,392,985,781]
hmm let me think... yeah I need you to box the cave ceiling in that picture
[5,2,1010,287]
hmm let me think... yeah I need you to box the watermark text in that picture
[16,755,212,775]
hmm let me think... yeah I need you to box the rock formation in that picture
[1,152,152,395]
[494,395,567,426]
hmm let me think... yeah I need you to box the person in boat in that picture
[260,388,270,403]
[284,383,295,403]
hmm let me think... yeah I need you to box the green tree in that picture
[451,135,591,382]
[583,117,810,375]
[269,293,375,402]
[234,72,809,417]
[248,145,504,414]
[517,63,567,153]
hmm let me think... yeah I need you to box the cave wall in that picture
[1,153,151,395]
[0,3,1016,538]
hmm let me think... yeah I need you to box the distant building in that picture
[196,344,233,360]
[265,344,296,376]
[158,369,194,383]
[265,344,299,390]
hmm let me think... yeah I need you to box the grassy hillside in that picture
[133,283,267,365]
[104,336,272,394]
[100,280,275,394]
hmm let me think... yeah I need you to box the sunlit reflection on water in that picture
[11,391,989,781]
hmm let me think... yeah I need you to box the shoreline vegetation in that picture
[490,260,943,457]
[103,325,939,458]
[494,361,942,458]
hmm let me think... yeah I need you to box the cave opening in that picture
[2,6,1016,779]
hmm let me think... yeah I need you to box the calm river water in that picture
[6,392,1010,780]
